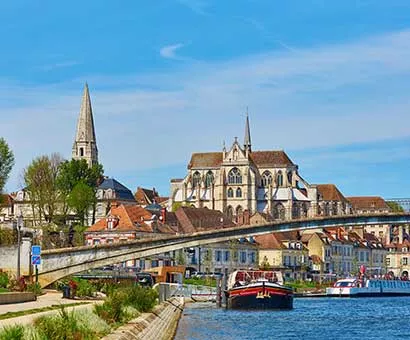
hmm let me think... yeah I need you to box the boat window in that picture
[335,281,352,287]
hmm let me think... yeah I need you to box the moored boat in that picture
[226,270,293,309]
[326,278,410,297]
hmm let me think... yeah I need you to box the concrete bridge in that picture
[38,213,410,287]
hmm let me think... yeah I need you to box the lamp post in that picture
[16,212,23,281]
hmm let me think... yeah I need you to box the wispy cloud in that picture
[159,43,185,60]
[39,61,79,71]
[175,0,209,15]
[2,29,410,195]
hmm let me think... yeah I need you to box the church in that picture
[169,115,352,222]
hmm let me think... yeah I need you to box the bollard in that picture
[221,274,227,307]
[216,276,222,307]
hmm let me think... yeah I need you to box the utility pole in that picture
[16,212,23,281]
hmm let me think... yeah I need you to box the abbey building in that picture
[169,114,352,221]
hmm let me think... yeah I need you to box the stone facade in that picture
[72,83,98,167]
[169,116,352,222]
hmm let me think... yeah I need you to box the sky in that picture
[1,0,410,198]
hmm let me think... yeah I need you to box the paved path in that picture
[0,303,98,328]
[0,290,91,315]
[0,290,102,329]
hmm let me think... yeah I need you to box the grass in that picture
[184,277,217,287]
[0,302,90,320]
[0,325,25,340]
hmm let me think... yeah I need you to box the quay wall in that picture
[103,297,184,340]
[0,237,32,277]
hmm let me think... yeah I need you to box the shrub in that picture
[0,228,15,246]
[0,272,9,289]
[0,325,24,340]
[93,291,126,325]
[34,306,96,340]
[75,309,111,337]
[73,278,96,298]
[124,286,158,312]
[27,282,42,295]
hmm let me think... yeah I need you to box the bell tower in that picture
[72,83,98,166]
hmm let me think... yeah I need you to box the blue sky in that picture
[1,0,410,198]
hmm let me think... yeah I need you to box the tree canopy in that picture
[387,201,404,213]
[0,138,14,193]
[67,181,96,226]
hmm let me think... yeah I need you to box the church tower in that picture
[72,83,98,166]
[244,110,252,154]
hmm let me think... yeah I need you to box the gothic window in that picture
[273,203,285,220]
[236,187,242,197]
[80,148,84,157]
[226,206,233,219]
[236,206,243,216]
[287,171,293,185]
[205,171,214,188]
[292,203,300,219]
[228,167,242,184]
[261,171,272,187]
[233,148,239,160]
[192,171,201,188]
[324,202,330,216]
[277,171,283,187]
[332,202,338,215]
[227,188,234,198]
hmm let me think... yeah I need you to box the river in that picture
[175,297,410,339]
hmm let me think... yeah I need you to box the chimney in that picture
[161,207,166,224]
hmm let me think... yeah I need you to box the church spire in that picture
[72,83,98,166]
[244,108,251,152]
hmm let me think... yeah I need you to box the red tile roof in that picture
[316,184,347,202]
[347,196,391,211]
[254,233,284,250]
[187,150,294,169]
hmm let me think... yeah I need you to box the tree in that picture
[260,256,271,270]
[0,138,14,193]
[57,159,103,223]
[387,201,404,213]
[23,153,63,224]
[67,181,96,226]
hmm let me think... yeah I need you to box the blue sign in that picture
[31,246,41,256]
[31,255,41,266]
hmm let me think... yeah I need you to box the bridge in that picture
[37,213,410,287]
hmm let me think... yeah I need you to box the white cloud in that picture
[159,43,185,59]
[2,29,410,194]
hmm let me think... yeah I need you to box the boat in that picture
[326,277,410,297]
[226,270,294,309]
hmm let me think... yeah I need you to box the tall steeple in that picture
[72,83,98,167]
[244,108,251,153]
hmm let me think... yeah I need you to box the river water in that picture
[175,297,410,339]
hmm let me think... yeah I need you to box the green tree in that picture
[57,159,103,223]
[260,256,271,270]
[387,201,404,213]
[176,249,186,265]
[67,181,96,226]
[0,138,14,194]
[23,153,63,224]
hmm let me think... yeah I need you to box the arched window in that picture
[277,171,283,187]
[236,206,243,216]
[273,203,285,220]
[287,171,293,185]
[324,202,330,216]
[261,171,272,187]
[192,171,201,188]
[292,203,300,219]
[236,187,242,197]
[226,206,233,219]
[205,171,214,188]
[228,167,242,184]
[227,188,234,198]
[80,147,84,157]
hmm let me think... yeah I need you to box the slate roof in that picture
[98,178,136,201]
[188,150,294,169]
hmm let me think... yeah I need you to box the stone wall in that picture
[0,292,36,305]
[103,297,184,340]
[0,237,32,276]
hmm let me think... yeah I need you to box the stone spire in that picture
[72,83,98,166]
[244,108,251,152]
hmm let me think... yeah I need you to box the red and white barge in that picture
[226,270,293,309]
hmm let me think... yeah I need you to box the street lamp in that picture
[16,211,23,281]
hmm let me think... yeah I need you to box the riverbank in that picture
[103,297,184,340]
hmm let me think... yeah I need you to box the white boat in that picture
[326,278,410,297]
